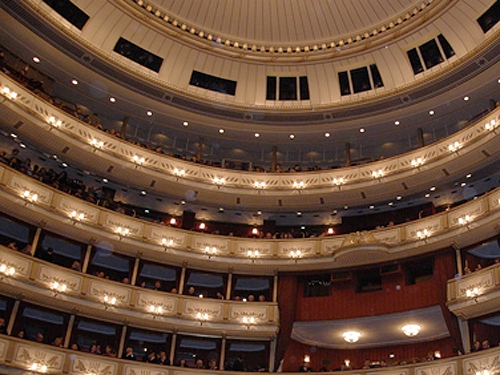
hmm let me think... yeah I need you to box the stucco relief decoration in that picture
[149,227,186,247]
[37,264,81,291]
[10,174,52,205]
[406,216,443,239]
[58,196,99,223]
[278,241,314,255]
[341,231,377,247]
[230,305,267,321]
[372,228,400,245]
[449,202,483,226]
[137,293,176,313]
[184,300,222,319]
[466,355,500,375]
[89,280,129,304]
[321,237,345,254]
[72,357,116,375]
[0,251,30,277]
[104,214,143,236]
[192,236,229,253]
[125,364,167,375]
[15,345,63,372]
[457,271,494,298]
[0,339,8,359]
[235,242,272,256]
[416,364,455,375]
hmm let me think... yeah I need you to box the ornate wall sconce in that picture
[205,246,216,258]
[290,250,301,262]
[196,312,208,325]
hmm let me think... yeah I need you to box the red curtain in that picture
[282,337,455,372]
[275,274,299,371]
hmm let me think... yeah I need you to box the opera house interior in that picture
[0,0,500,374]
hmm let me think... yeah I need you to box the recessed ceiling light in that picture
[396,195,402,200]
[71,79,78,85]
[219,128,225,133]
[289,134,295,139]
[102,178,108,183]
[461,182,466,187]
[19,143,26,149]
[430,186,436,191]
[141,190,146,195]
[360,128,365,133]
[32,57,40,63]
[146,111,153,116]
[344,206,348,210]
[181,200,186,205]
[109,97,116,103]
[466,173,472,178]
[255,133,260,138]
[425,193,431,198]
[388,202,394,206]
[369,205,374,209]
[183,121,189,126]
[463,96,469,101]
[394,121,400,126]
[297,211,302,216]
[257,210,262,215]
[325,132,331,138]
[429,110,434,115]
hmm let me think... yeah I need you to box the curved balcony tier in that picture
[1,73,499,212]
[0,164,499,273]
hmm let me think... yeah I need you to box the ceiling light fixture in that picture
[429,110,435,115]
[71,79,78,85]
[289,134,295,139]
[32,57,40,63]
[342,331,361,343]
[402,324,421,337]
[255,133,260,138]
[325,132,331,138]
[109,97,116,103]
[219,128,225,133]
[360,128,365,133]
[146,111,153,116]
[394,121,400,125]
[183,121,189,126]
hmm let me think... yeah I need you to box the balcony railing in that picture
[447,262,500,320]
[0,335,497,374]
[0,164,499,272]
[0,246,278,338]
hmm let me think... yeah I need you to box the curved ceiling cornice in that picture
[2,0,499,126]
[123,0,444,62]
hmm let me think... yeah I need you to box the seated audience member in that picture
[299,362,312,372]
[158,351,170,365]
[247,294,255,302]
[0,318,6,334]
[122,277,130,284]
[123,347,136,360]
[208,359,218,370]
[89,343,101,355]
[7,242,18,251]
[71,261,82,271]
[258,295,266,302]
[195,359,205,369]
[482,339,491,350]
[216,292,224,300]
[170,288,178,294]
[186,286,196,296]
[17,330,25,339]
[70,343,80,351]
[34,332,44,343]
[232,356,245,371]
[153,280,162,290]
[51,336,63,347]
[102,345,116,357]
[177,358,188,367]
[145,351,159,364]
